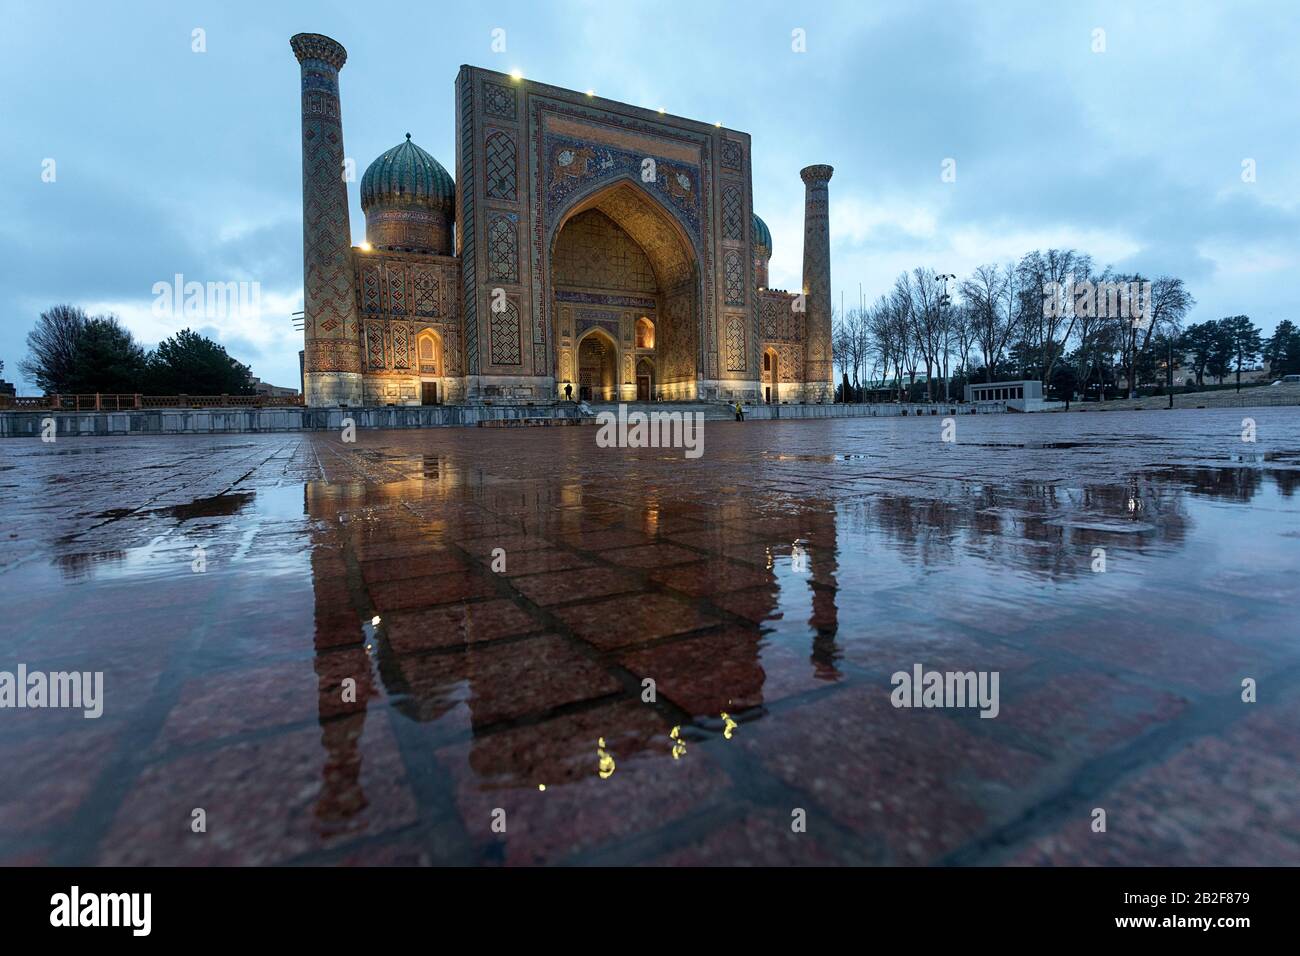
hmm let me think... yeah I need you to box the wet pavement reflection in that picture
[1,408,1298,865]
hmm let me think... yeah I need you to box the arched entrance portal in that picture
[416,328,444,405]
[550,180,699,401]
[636,356,655,402]
[576,328,618,401]
[763,347,778,403]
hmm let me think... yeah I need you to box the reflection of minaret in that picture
[304,481,372,835]
[800,164,834,403]
[290,33,363,407]
[806,508,841,681]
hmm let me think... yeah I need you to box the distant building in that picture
[1169,355,1269,387]
[0,378,15,398]
[250,377,298,398]
[965,379,1056,412]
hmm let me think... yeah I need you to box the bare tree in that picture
[832,314,851,400]
[866,296,897,399]
[867,293,911,401]
[903,268,946,401]
[960,264,1019,382]
[1072,264,1112,400]
[951,302,977,396]
[839,307,872,401]
[1113,274,1195,397]
[889,278,922,400]
[1018,249,1092,387]
[20,304,89,393]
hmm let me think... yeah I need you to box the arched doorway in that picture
[416,328,443,405]
[576,328,618,401]
[636,357,655,402]
[549,179,699,400]
[635,317,655,349]
[763,347,778,403]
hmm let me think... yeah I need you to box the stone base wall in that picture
[802,381,835,404]
[462,374,556,404]
[305,371,364,406]
[1,401,1001,437]
[700,378,759,403]
[357,374,467,405]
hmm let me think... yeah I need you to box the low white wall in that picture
[0,401,1002,437]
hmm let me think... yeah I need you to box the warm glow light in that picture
[715,121,722,127]
[359,242,372,252]
[585,89,595,97]
[657,106,665,114]
[510,68,524,81]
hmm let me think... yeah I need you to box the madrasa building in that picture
[290,32,834,407]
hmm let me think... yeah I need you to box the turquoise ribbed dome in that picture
[752,213,772,253]
[360,134,454,210]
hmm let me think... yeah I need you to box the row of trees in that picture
[833,250,1291,402]
[18,305,256,396]
[1182,317,1300,385]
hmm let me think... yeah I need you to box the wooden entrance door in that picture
[421,381,438,405]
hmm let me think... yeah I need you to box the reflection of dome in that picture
[751,213,772,255]
[360,134,455,255]
[361,134,454,209]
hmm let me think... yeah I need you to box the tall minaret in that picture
[800,164,834,402]
[291,33,362,407]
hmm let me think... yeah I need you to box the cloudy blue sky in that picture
[2,0,1296,390]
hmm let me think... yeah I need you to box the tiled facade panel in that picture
[553,210,658,294]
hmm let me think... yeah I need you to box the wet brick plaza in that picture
[1,408,1298,866]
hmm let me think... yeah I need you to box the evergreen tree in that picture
[1264,320,1300,376]
[145,329,255,395]
[68,317,148,393]
[1206,321,1234,383]
[1218,315,1263,391]
[1181,321,1218,386]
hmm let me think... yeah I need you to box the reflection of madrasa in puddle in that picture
[302,480,841,804]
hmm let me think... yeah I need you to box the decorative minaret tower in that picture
[752,213,772,289]
[291,33,362,406]
[800,164,834,402]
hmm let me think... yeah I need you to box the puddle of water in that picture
[252,484,306,520]
[158,492,255,521]
[7,413,1300,865]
